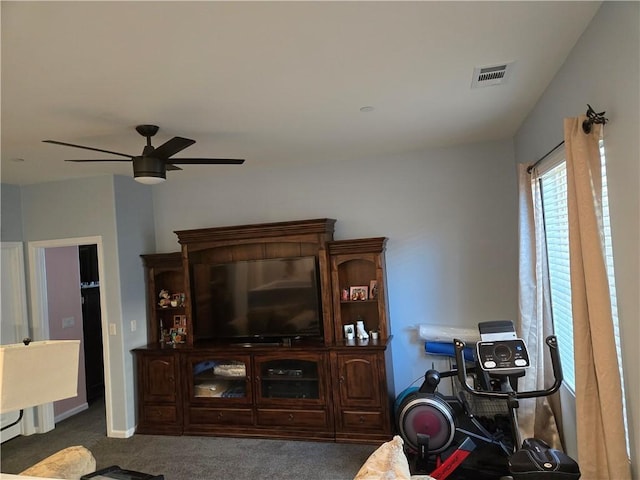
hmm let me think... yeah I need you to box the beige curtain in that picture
[564,116,631,480]
[517,163,563,450]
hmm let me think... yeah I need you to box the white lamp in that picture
[0,339,80,430]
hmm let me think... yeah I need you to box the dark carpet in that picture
[0,399,377,479]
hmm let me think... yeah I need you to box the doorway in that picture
[78,245,105,404]
[28,237,112,435]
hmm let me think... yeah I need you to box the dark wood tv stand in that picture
[135,219,394,444]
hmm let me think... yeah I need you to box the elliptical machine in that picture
[395,321,580,480]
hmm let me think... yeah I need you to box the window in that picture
[539,158,574,389]
[539,141,629,450]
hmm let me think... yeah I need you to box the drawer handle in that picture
[288,413,294,421]
[217,412,224,420]
[359,416,365,424]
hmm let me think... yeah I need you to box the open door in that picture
[79,245,105,403]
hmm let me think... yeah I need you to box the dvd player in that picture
[267,368,303,377]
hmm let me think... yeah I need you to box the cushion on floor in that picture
[19,445,96,480]
[354,436,419,480]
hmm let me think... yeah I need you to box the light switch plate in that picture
[62,317,75,329]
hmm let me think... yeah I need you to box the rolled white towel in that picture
[417,324,480,343]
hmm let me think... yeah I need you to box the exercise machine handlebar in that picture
[453,335,563,400]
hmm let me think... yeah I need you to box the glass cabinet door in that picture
[188,355,251,404]
[255,354,325,405]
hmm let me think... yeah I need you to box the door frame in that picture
[1,242,34,440]
[27,236,113,435]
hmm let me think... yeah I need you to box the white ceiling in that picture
[1,1,601,186]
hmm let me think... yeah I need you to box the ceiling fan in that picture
[43,124,245,184]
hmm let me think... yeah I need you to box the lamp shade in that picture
[0,340,80,414]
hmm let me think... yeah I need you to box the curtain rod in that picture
[527,140,564,174]
[526,104,608,174]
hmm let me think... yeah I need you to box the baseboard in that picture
[55,402,88,423]
[107,425,136,438]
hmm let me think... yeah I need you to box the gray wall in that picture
[153,139,519,396]
[19,175,154,436]
[113,175,156,428]
[1,184,23,242]
[515,2,639,474]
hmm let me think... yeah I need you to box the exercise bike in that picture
[395,321,580,480]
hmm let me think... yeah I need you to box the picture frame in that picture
[173,315,187,330]
[343,324,355,339]
[369,280,378,299]
[349,285,368,301]
[171,293,184,307]
[169,328,186,344]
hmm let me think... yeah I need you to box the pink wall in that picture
[45,246,87,418]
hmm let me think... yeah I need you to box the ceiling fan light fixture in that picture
[133,156,166,185]
[135,175,166,185]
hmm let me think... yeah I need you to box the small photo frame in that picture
[343,324,355,339]
[169,328,186,344]
[349,285,368,301]
[369,280,378,299]
[174,315,187,328]
[171,293,183,307]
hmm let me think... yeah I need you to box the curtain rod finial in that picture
[583,104,608,134]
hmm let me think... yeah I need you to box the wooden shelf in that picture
[136,221,393,443]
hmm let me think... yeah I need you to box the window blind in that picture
[540,161,575,390]
[599,144,629,454]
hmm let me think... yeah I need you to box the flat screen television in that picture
[190,255,323,343]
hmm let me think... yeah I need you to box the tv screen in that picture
[191,256,323,342]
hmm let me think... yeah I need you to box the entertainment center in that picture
[134,218,394,443]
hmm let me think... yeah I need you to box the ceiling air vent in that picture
[471,62,515,88]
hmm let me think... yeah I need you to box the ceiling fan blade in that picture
[166,164,183,171]
[152,136,196,159]
[43,140,134,159]
[168,158,245,165]
[65,159,132,162]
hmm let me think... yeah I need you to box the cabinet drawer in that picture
[257,408,328,429]
[341,410,384,431]
[189,407,254,426]
[143,405,177,424]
